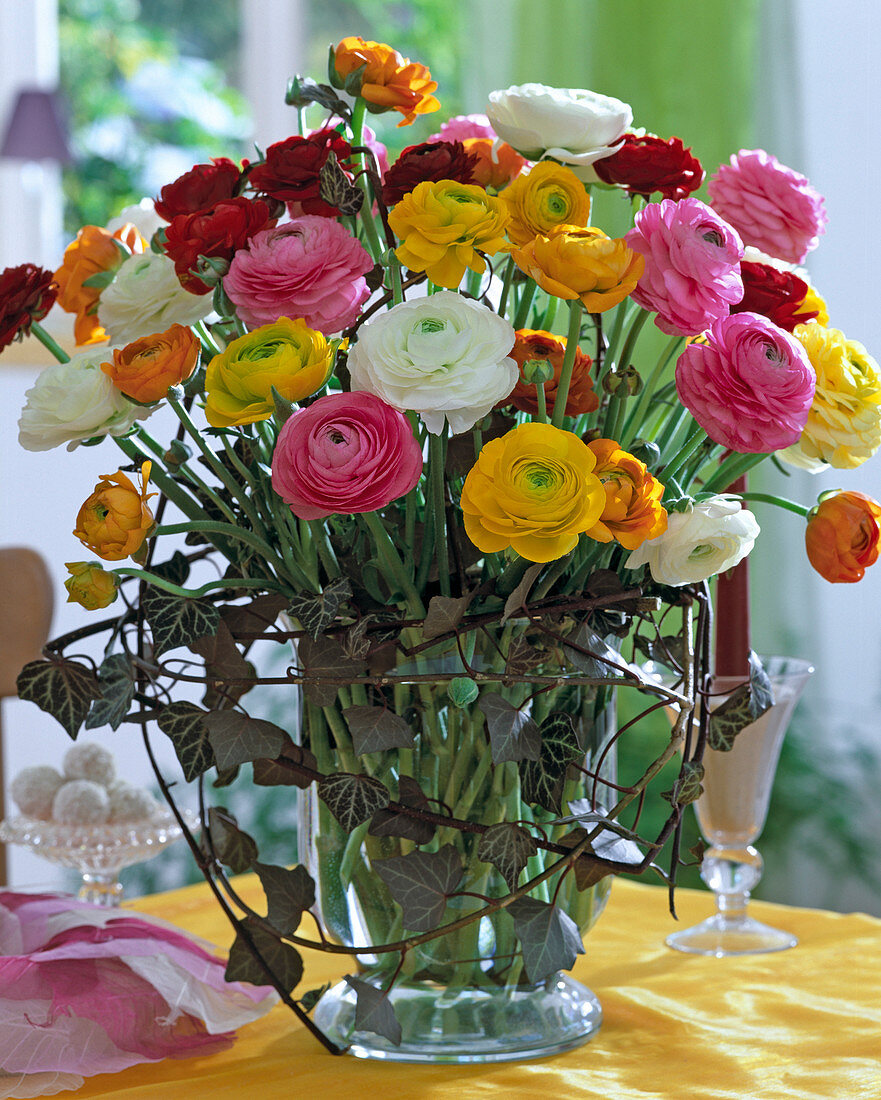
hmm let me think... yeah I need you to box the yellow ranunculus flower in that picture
[389,180,511,290]
[73,463,155,562]
[64,561,119,610]
[511,224,644,313]
[501,161,591,247]
[460,422,605,563]
[204,317,333,428]
[795,283,829,327]
[782,324,881,471]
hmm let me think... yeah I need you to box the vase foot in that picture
[313,972,602,1063]
[666,913,797,957]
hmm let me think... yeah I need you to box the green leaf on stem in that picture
[205,711,289,771]
[662,760,705,805]
[299,984,331,1014]
[149,550,191,587]
[252,744,318,789]
[369,775,435,845]
[708,651,774,752]
[85,654,135,731]
[318,772,390,832]
[221,594,289,639]
[519,713,582,813]
[343,705,415,755]
[507,898,584,982]
[254,862,316,935]
[344,976,402,1046]
[477,692,541,765]
[477,823,538,892]
[157,701,214,781]
[501,562,543,623]
[297,634,364,707]
[206,806,258,874]
[16,658,103,740]
[421,593,472,642]
[563,621,627,680]
[289,578,352,640]
[286,74,350,119]
[190,620,256,707]
[141,587,220,658]
[374,845,463,932]
[226,919,303,994]
[319,151,363,216]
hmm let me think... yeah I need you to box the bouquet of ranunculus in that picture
[7,35,881,1063]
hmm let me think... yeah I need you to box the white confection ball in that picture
[63,742,117,788]
[10,766,66,820]
[52,779,111,826]
[108,784,158,824]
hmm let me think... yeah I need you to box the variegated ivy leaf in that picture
[318,772,390,832]
[563,622,627,680]
[708,651,775,751]
[205,710,289,772]
[254,862,316,936]
[220,593,288,640]
[344,976,402,1046]
[421,593,472,642]
[297,634,364,707]
[288,578,352,640]
[477,823,538,893]
[85,654,135,731]
[225,918,303,994]
[16,658,102,740]
[662,760,705,805]
[374,845,463,932]
[319,151,363,216]
[507,898,584,983]
[252,744,318,789]
[157,701,214,782]
[518,712,582,814]
[368,775,435,845]
[207,807,258,874]
[141,587,220,658]
[478,692,541,765]
[344,705,415,755]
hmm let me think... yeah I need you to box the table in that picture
[73,876,880,1099]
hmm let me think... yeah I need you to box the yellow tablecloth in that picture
[74,876,880,1100]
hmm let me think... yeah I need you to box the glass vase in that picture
[297,634,619,1063]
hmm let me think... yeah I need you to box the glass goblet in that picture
[666,655,814,957]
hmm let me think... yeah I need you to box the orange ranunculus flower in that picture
[389,180,511,289]
[511,224,644,313]
[501,161,591,247]
[462,137,526,190]
[805,490,881,583]
[501,329,598,417]
[53,224,144,345]
[102,323,200,404]
[584,438,667,550]
[332,36,439,127]
[64,561,119,610]
[73,462,156,562]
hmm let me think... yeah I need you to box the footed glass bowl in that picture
[0,808,198,906]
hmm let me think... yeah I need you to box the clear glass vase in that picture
[298,636,619,1063]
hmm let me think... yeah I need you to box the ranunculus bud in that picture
[73,463,156,562]
[64,561,119,611]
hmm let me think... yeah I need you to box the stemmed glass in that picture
[666,656,814,957]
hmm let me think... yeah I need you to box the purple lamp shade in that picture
[0,88,72,163]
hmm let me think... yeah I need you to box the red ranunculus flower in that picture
[154,158,241,221]
[730,260,819,332]
[0,263,58,351]
[162,197,275,294]
[594,133,704,201]
[381,140,480,205]
[247,129,355,217]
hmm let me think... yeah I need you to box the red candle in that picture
[714,475,750,679]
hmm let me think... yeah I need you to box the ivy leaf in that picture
[253,744,317,789]
[207,807,258,874]
[563,622,627,680]
[149,550,191,588]
[298,635,363,707]
[141,587,220,658]
[477,823,538,892]
[374,845,462,932]
[501,563,543,623]
[221,594,289,639]
[369,775,435,845]
[558,825,643,890]
[225,919,303,994]
[85,654,135,731]
[505,634,547,679]
[288,578,352,640]
[421,594,472,642]
[661,760,705,805]
[16,658,103,740]
[157,701,214,781]
[632,631,686,671]
[318,773,390,832]
[205,711,288,771]
[477,692,541,765]
[343,705,415,755]
[299,984,331,1014]
[519,712,582,813]
[507,898,585,983]
[254,862,316,935]
[190,620,255,707]
[708,651,775,751]
[344,976,402,1046]
[286,75,351,119]
[319,151,363,216]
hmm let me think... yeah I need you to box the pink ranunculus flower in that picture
[707,149,827,265]
[429,114,496,142]
[271,391,423,520]
[625,197,744,336]
[675,311,816,453]
[224,216,374,335]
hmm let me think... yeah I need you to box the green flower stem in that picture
[362,509,426,617]
[194,319,223,356]
[535,382,548,423]
[602,299,633,371]
[660,422,708,486]
[389,252,404,305]
[702,452,769,495]
[538,292,559,332]
[614,306,650,373]
[738,491,809,517]
[620,335,685,448]
[309,520,342,581]
[29,321,70,362]
[270,496,319,592]
[429,433,451,596]
[114,435,215,526]
[512,279,537,329]
[601,389,628,441]
[465,267,482,298]
[551,300,583,428]
[112,568,287,597]
[656,405,691,465]
[163,398,241,524]
[350,97,383,261]
[497,258,515,319]
[154,520,285,563]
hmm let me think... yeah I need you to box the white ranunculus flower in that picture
[348,291,518,435]
[486,83,633,181]
[98,251,212,345]
[18,346,153,452]
[105,198,164,242]
[624,496,760,586]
